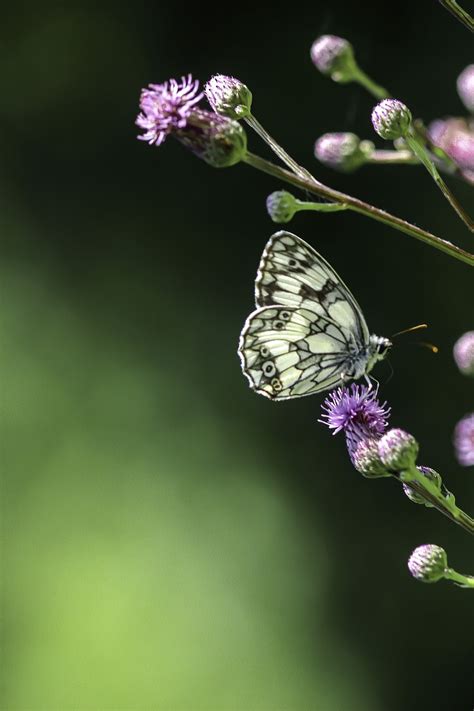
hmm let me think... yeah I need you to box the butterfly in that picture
[238,231,391,400]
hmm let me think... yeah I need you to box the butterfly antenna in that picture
[391,323,428,338]
[417,341,439,354]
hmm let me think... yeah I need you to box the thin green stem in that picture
[242,151,474,267]
[369,149,419,165]
[294,198,348,214]
[399,466,474,535]
[438,0,474,31]
[405,133,474,232]
[352,67,390,100]
[244,114,314,181]
[444,568,474,588]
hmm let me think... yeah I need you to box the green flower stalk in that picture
[205,74,312,180]
[371,99,474,232]
[310,35,389,99]
[266,190,348,223]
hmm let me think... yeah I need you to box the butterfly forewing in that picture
[255,231,369,344]
[238,231,373,400]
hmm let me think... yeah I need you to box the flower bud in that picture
[457,64,474,113]
[205,75,252,120]
[408,544,447,583]
[266,191,298,223]
[314,132,374,172]
[371,99,412,140]
[378,428,419,470]
[310,35,356,83]
[352,437,390,478]
[177,109,247,167]
[403,466,441,506]
[453,413,474,466]
[453,331,474,377]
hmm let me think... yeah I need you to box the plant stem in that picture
[352,67,390,100]
[242,151,474,267]
[405,133,474,232]
[244,114,314,181]
[294,198,348,214]
[444,568,474,588]
[399,467,474,535]
[438,0,474,31]
[369,149,419,165]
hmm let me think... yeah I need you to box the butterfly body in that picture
[238,231,391,400]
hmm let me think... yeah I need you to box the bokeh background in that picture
[2,1,473,709]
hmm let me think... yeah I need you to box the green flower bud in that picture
[371,99,412,140]
[178,110,247,167]
[314,132,374,172]
[352,437,390,478]
[266,191,298,223]
[310,35,357,83]
[403,466,442,506]
[408,544,448,583]
[378,428,419,470]
[205,75,253,120]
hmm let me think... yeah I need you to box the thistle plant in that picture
[135,5,473,588]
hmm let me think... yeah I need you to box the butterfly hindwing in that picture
[238,304,355,400]
[255,231,369,345]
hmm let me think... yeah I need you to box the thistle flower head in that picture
[408,544,448,583]
[136,74,247,167]
[457,64,474,113]
[378,428,419,471]
[136,74,204,146]
[205,74,252,119]
[453,413,474,466]
[371,99,412,140]
[352,437,389,478]
[428,118,474,180]
[266,190,298,223]
[314,132,373,172]
[320,385,390,463]
[453,331,474,376]
[310,35,356,82]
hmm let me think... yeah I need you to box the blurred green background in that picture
[1,1,473,709]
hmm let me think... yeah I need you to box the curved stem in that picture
[242,151,474,267]
[352,67,389,100]
[399,467,474,535]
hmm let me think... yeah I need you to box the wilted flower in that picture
[453,413,474,466]
[453,331,474,376]
[136,74,247,167]
[408,544,448,583]
[457,64,474,113]
[205,74,252,119]
[314,132,374,172]
[320,385,390,462]
[371,99,412,140]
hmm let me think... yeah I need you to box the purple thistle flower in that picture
[453,413,474,466]
[319,385,390,461]
[457,64,474,113]
[428,118,474,183]
[136,74,204,146]
[453,331,474,376]
[314,132,372,172]
[408,544,447,583]
[136,74,247,167]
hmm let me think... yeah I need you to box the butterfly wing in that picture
[238,304,356,400]
[255,230,370,345]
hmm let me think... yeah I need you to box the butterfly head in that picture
[367,334,392,371]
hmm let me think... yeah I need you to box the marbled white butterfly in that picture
[238,231,391,400]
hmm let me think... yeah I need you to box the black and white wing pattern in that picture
[238,231,371,400]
